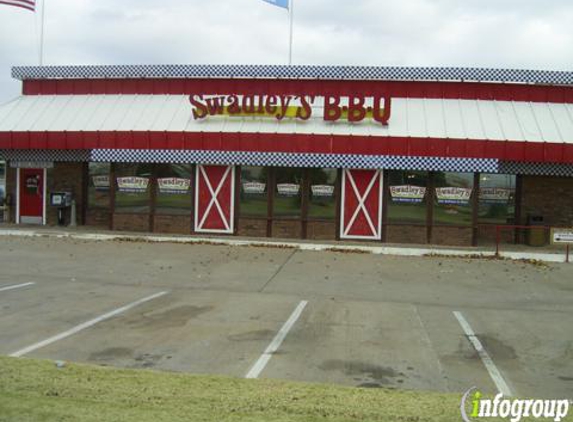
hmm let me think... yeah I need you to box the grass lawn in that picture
[0,356,480,422]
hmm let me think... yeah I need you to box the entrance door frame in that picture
[16,168,47,225]
[194,164,236,234]
[339,168,383,241]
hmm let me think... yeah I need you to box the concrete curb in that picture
[0,228,568,263]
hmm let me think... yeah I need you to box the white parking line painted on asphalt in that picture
[0,282,35,293]
[453,311,514,397]
[245,300,308,379]
[10,291,169,358]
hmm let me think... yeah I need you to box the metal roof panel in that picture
[477,101,505,141]
[532,103,562,143]
[422,99,447,139]
[459,100,486,140]
[495,101,524,141]
[513,102,543,141]
[1,95,571,145]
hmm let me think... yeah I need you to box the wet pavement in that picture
[0,234,572,399]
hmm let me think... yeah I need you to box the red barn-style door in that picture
[340,169,383,240]
[194,165,236,234]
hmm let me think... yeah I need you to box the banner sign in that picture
[479,187,513,203]
[158,177,191,194]
[551,228,573,244]
[242,182,266,194]
[436,187,473,205]
[117,177,149,193]
[277,183,300,197]
[390,185,426,203]
[10,161,53,169]
[190,94,391,125]
[311,185,334,197]
[92,175,110,191]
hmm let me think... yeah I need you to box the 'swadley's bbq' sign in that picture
[190,94,392,124]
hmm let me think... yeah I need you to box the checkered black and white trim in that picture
[11,64,573,85]
[0,149,90,162]
[499,161,573,177]
[90,149,498,173]
[6,148,573,176]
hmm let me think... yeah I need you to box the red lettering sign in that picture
[190,95,392,125]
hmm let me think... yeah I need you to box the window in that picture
[155,164,193,215]
[387,170,428,224]
[274,167,303,218]
[240,166,268,217]
[88,163,111,209]
[0,160,5,205]
[434,172,474,226]
[478,174,516,225]
[114,163,152,214]
[308,168,337,220]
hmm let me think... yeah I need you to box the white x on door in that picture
[340,169,383,240]
[194,165,235,234]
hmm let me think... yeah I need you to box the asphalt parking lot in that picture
[0,235,572,399]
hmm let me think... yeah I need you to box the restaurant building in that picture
[1,64,573,246]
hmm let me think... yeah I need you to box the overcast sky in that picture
[0,0,572,102]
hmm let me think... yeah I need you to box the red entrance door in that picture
[340,169,383,240]
[19,168,44,224]
[194,165,235,234]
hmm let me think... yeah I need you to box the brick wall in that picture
[520,175,573,227]
[238,218,267,237]
[86,208,111,228]
[307,221,336,240]
[46,163,85,226]
[432,226,473,246]
[113,213,150,232]
[386,225,427,244]
[154,215,191,234]
[477,224,516,245]
[272,219,302,239]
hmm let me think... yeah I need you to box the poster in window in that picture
[242,182,266,194]
[311,185,334,198]
[25,175,40,194]
[435,187,472,205]
[277,183,300,197]
[92,175,110,191]
[479,187,513,204]
[117,177,149,193]
[390,185,426,203]
[158,178,191,194]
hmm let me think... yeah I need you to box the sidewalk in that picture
[0,224,570,263]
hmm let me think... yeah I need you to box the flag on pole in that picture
[262,0,288,10]
[0,0,36,12]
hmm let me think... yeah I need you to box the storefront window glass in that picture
[114,163,152,214]
[0,160,5,205]
[308,168,337,220]
[155,164,193,215]
[387,171,428,224]
[434,172,474,226]
[240,166,268,217]
[0,161,5,222]
[88,163,111,209]
[478,174,516,225]
[274,167,303,218]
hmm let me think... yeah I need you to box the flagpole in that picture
[39,0,46,65]
[288,0,294,65]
